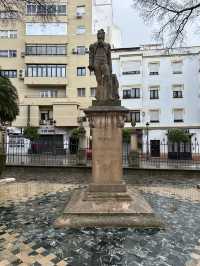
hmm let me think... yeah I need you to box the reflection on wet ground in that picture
[0,181,200,266]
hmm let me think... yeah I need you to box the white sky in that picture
[113,0,200,47]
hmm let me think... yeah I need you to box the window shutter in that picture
[150,110,159,122]
[122,61,141,74]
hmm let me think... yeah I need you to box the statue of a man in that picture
[88,29,113,101]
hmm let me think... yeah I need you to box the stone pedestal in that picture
[55,105,163,228]
[87,106,127,193]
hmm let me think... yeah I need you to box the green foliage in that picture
[0,77,19,123]
[0,153,6,176]
[23,127,39,141]
[123,128,132,143]
[71,127,86,139]
[168,128,190,143]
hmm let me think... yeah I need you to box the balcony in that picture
[25,56,67,64]
[24,77,68,86]
[39,119,56,126]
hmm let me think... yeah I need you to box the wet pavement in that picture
[0,181,200,266]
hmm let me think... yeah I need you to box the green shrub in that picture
[0,153,6,176]
[23,127,39,141]
[71,127,86,139]
[123,128,132,143]
[168,129,190,143]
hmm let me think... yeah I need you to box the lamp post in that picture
[146,122,150,159]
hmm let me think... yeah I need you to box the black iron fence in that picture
[123,141,200,169]
[3,140,200,169]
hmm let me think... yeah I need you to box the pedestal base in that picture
[55,188,163,228]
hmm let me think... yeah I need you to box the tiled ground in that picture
[0,227,67,265]
[0,183,79,266]
[0,181,200,265]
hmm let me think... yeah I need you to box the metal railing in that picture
[4,141,200,169]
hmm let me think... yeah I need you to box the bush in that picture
[71,127,86,139]
[0,153,6,176]
[168,129,190,143]
[123,128,132,143]
[23,127,39,141]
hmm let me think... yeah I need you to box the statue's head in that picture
[97,29,105,42]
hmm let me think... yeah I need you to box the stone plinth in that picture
[86,106,128,193]
[55,189,163,228]
[55,105,163,228]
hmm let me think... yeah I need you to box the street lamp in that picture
[146,122,150,159]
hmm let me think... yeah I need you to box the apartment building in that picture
[0,0,120,147]
[112,45,200,155]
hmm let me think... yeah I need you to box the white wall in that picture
[112,46,200,143]
[92,0,113,34]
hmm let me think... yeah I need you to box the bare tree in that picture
[0,0,57,20]
[133,0,200,47]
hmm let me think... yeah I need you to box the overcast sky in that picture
[113,0,200,48]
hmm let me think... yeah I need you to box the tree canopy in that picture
[0,76,19,123]
[133,0,200,47]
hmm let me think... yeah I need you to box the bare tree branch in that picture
[133,0,200,47]
[0,0,58,21]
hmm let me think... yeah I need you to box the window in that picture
[122,61,141,75]
[122,88,140,99]
[26,4,66,16]
[40,110,53,122]
[76,26,86,34]
[40,90,57,98]
[150,87,159,99]
[126,111,140,123]
[172,85,183,98]
[0,30,17,39]
[26,44,67,56]
[173,91,183,98]
[0,11,18,19]
[172,61,183,74]
[123,89,131,99]
[57,5,66,15]
[9,50,17,57]
[77,67,86,76]
[90,87,96,97]
[26,23,68,36]
[132,88,140,98]
[150,110,159,123]
[149,63,159,75]
[0,70,17,78]
[174,109,184,122]
[0,50,8,57]
[26,65,66,77]
[0,50,17,57]
[76,6,86,17]
[77,88,86,97]
[77,46,86,55]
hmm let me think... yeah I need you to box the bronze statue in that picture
[88,29,119,101]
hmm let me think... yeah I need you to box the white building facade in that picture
[112,45,200,156]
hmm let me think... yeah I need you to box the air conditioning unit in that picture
[72,48,77,54]
[18,69,25,80]
[76,12,82,18]
[21,51,25,58]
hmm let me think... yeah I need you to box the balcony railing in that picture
[39,119,56,126]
